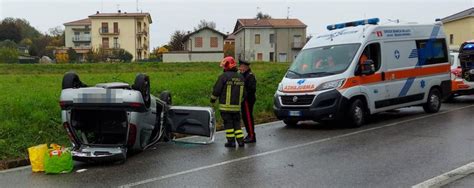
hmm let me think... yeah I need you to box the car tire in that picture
[132,73,151,108]
[423,88,441,113]
[283,119,298,127]
[62,72,86,89]
[159,91,172,105]
[346,99,366,128]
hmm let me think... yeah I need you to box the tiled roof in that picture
[182,27,227,42]
[233,18,306,33]
[89,12,152,23]
[441,7,474,23]
[64,18,91,26]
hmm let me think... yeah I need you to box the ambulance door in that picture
[382,40,422,108]
[356,42,388,112]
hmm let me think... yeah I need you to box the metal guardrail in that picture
[72,36,91,42]
[99,28,120,35]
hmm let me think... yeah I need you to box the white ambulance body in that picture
[273,18,451,127]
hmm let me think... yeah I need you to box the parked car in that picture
[448,41,474,100]
[59,72,216,163]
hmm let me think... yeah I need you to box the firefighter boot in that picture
[237,137,245,147]
[243,136,256,143]
[225,137,236,148]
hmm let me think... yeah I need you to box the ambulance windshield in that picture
[287,43,360,78]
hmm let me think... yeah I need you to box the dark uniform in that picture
[211,67,245,147]
[240,61,257,143]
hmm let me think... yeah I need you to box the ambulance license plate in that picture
[289,111,301,117]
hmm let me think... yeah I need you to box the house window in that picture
[101,22,108,33]
[257,53,263,61]
[210,37,218,48]
[255,34,260,44]
[195,37,203,48]
[113,22,119,33]
[113,37,119,48]
[269,34,275,44]
[450,34,454,45]
[102,37,109,49]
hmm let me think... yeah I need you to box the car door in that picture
[167,106,216,138]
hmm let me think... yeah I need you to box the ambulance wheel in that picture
[62,72,86,89]
[423,88,441,113]
[284,119,298,127]
[346,99,366,128]
[132,73,151,108]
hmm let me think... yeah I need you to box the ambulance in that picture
[449,41,474,100]
[273,18,451,127]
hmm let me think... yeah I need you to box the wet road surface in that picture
[2,96,474,188]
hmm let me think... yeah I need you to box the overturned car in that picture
[59,72,216,163]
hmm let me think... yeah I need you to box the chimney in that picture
[118,10,121,13]
[96,11,100,14]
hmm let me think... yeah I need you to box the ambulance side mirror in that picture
[360,60,375,75]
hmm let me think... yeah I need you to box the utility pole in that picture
[136,0,139,12]
[287,6,290,19]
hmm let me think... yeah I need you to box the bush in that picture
[116,49,133,62]
[67,47,78,63]
[0,47,19,64]
[55,52,68,64]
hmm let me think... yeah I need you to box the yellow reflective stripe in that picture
[211,95,218,99]
[219,107,240,111]
[234,130,243,134]
[220,104,240,108]
[226,85,231,105]
[236,134,244,138]
[226,134,235,138]
[239,85,244,103]
[225,129,235,133]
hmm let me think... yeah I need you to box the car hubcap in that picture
[354,106,363,123]
[430,94,439,109]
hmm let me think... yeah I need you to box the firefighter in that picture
[211,57,246,148]
[239,59,257,143]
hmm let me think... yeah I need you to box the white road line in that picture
[412,162,474,188]
[119,104,474,188]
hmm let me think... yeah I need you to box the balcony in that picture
[72,36,91,42]
[137,29,148,36]
[99,28,120,35]
[100,43,120,50]
[292,42,305,49]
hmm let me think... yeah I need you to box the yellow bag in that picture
[27,144,48,172]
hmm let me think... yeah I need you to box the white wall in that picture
[184,29,224,52]
[163,52,224,62]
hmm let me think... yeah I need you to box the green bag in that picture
[44,144,74,174]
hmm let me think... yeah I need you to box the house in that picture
[441,7,474,50]
[63,18,92,61]
[89,11,152,61]
[233,18,307,62]
[163,27,226,62]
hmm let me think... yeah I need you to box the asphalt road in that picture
[2,97,474,188]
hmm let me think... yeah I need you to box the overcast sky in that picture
[0,0,472,48]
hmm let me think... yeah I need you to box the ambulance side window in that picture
[357,43,381,73]
[415,39,448,65]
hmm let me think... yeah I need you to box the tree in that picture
[19,38,33,47]
[168,30,186,51]
[194,20,216,31]
[55,52,69,64]
[0,20,22,43]
[12,18,42,39]
[224,43,234,57]
[256,12,272,19]
[0,47,19,64]
[0,40,17,49]
[114,49,133,62]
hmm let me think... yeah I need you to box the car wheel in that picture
[423,88,441,113]
[62,72,86,89]
[283,119,298,127]
[346,99,366,128]
[132,73,151,108]
[159,91,172,105]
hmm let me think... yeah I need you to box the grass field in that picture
[0,62,290,160]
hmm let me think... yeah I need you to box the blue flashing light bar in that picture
[463,43,474,50]
[327,18,380,31]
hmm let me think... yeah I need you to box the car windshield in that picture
[286,44,361,78]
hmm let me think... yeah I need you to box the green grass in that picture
[0,62,289,160]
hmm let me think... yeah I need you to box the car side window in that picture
[357,43,381,73]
